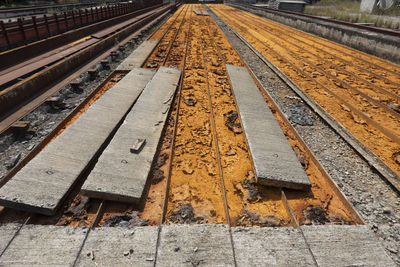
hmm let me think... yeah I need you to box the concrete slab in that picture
[0,224,20,255]
[156,224,235,267]
[0,225,87,266]
[116,40,159,71]
[301,225,396,267]
[81,67,181,203]
[226,64,311,190]
[75,226,158,267]
[232,227,316,266]
[360,0,378,13]
[0,68,155,215]
[193,9,209,16]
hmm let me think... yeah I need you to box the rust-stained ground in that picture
[0,4,363,228]
[139,4,359,227]
[211,5,400,179]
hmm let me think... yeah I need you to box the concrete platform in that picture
[0,68,155,215]
[81,67,181,203]
[76,226,158,266]
[0,224,394,266]
[232,227,316,266]
[156,224,235,267]
[0,224,20,255]
[226,64,311,190]
[116,40,159,71]
[301,225,396,267]
[0,225,87,266]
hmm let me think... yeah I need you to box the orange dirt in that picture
[211,5,400,178]
[148,6,185,41]
[203,14,291,226]
[0,4,362,228]
[143,4,357,226]
[165,7,227,224]
[144,5,190,69]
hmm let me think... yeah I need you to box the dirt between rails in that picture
[208,5,400,263]
[140,5,194,225]
[211,5,400,179]
[0,4,360,228]
[203,16,291,226]
[148,5,185,41]
[144,5,189,69]
[140,4,358,227]
[209,6,356,226]
[164,10,227,224]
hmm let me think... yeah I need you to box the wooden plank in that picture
[0,68,155,215]
[0,225,87,266]
[156,224,235,267]
[75,226,158,266]
[226,64,311,190]
[81,67,181,203]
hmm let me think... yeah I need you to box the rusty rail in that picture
[0,1,161,51]
[0,4,174,134]
[246,3,400,38]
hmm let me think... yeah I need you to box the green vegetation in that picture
[304,0,400,30]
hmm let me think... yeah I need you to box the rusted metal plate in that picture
[0,5,172,135]
[0,38,97,86]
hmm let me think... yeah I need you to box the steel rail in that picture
[0,4,166,71]
[249,4,400,38]
[206,4,365,223]
[147,4,184,41]
[71,199,106,267]
[141,5,188,68]
[201,20,232,226]
[205,8,298,227]
[0,5,173,135]
[161,6,191,66]
[235,11,400,100]
[0,214,33,258]
[0,2,100,13]
[233,11,400,117]
[0,6,171,235]
[232,4,400,78]
[160,5,193,224]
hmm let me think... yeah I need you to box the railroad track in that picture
[210,4,400,192]
[139,4,362,226]
[0,4,174,136]
[249,4,400,38]
[0,5,397,266]
[0,2,154,51]
[0,4,362,229]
